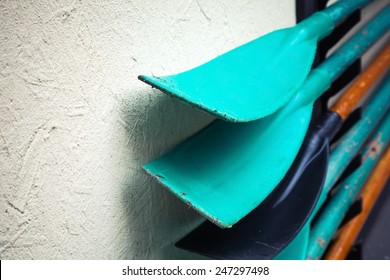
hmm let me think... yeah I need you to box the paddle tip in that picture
[138,74,160,85]
[138,74,250,122]
[143,163,235,228]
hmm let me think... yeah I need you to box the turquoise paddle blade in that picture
[144,101,313,227]
[139,0,372,122]
[139,27,317,122]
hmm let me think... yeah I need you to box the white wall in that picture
[0,0,295,259]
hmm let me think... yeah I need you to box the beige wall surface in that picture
[0,0,295,259]
[1,0,388,260]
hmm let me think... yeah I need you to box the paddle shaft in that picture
[319,5,390,82]
[276,43,390,251]
[276,75,390,260]
[324,146,390,260]
[313,43,390,142]
[283,44,390,245]
[331,44,390,119]
[299,0,372,40]
[319,76,390,209]
[298,5,390,107]
[288,43,390,216]
[306,112,390,259]
[304,68,390,260]
[322,0,372,26]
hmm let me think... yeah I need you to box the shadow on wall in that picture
[119,87,214,259]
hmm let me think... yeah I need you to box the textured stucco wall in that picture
[0,0,295,259]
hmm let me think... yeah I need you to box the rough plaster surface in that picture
[0,0,295,259]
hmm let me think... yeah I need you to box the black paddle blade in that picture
[176,139,330,260]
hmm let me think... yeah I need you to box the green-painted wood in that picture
[318,6,390,82]
[139,0,371,122]
[275,76,390,260]
[144,9,390,228]
[306,112,390,259]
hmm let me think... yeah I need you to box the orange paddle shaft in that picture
[331,44,390,119]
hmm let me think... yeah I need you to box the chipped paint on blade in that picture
[146,169,227,228]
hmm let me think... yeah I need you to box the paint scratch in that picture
[254,241,280,251]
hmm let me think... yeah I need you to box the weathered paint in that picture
[319,74,390,208]
[324,145,390,260]
[144,7,390,229]
[318,4,390,82]
[306,111,390,259]
[276,75,390,260]
[139,0,372,122]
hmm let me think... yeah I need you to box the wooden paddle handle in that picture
[331,44,390,120]
[324,145,390,260]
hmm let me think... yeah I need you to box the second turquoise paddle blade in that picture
[144,95,315,228]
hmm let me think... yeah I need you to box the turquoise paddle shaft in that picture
[307,111,390,259]
[299,0,372,40]
[323,0,372,25]
[275,75,390,260]
[297,4,390,107]
[319,4,390,81]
